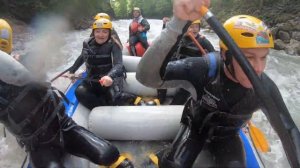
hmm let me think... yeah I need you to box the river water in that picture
[0,18,299,168]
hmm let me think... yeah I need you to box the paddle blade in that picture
[249,123,270,153]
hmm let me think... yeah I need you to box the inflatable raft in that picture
[27,56,263,168]
[125,42,150,57]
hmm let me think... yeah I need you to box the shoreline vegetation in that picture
[0,0,299,55]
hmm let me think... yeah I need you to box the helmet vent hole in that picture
[241,32,254,37]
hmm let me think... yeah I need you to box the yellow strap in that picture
[153,99,160,105]
[134,96,142,105]
[109,155,126,168]
[149,153,159,167]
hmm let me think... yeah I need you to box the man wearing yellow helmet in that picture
[93,13,123,49]
[129,7,150,56]
[137,0,300,167]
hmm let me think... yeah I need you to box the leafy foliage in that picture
[111,0,172,19]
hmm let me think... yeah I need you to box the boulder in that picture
[274,39,286,50]
[292,32,300,41]
[278,30,290,43]
[285,39,300,56]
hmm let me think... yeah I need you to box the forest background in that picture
[0,0,299,55]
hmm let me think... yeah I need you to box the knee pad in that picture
[97,145,120,166]
[75,85,87,99]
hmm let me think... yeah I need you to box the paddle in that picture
[186,32,207,55]
[50,67,71,82]
[198,6,299,167]
[248,121,270,153]
[61,75,100,83]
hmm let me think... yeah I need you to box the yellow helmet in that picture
[192,19,201,25]
[94,13,111,20]
[92,18,112,30]
[0,19,13,54]
[133,7,141,13]
[220,15,274,51]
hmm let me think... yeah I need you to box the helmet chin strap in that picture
[224,50,237,80]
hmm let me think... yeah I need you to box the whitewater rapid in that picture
[0,19,299,168]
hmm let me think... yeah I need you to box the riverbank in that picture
[1,0,299,56]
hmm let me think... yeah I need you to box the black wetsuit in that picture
[69,37,125,109]
[157,52,300,168]
[173,34,215,59]
[137,17,300,168]
[0,80,121,168]
[159,34,215,105]
[172,34,215,105]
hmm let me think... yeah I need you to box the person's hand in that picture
[173,0,210,21]
[163,17,170,24]
[138,26,144,32]
[99,76,113,87]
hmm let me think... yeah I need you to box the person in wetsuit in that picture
[128,7,150,56]
[136,0,300,167]
[67,18,132,109]
[93,13,123,49]
[0,21,133,168]
[170,19,215,105]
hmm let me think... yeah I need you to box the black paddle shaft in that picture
[50,68,71,82]
[203,12,300,167]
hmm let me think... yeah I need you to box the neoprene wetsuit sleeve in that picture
[261,74,300,166]
[68,41,88,73]
[136,17,200,99]
[107,43,124,79]
[68,54,84,74]
[164,57,210,88]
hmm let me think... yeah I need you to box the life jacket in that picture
[0,81,65,149]
[175,34,206,59]
[181,53,257,139]
[130,21,139,34]
[82,38,114,78]
[130,16,145,34]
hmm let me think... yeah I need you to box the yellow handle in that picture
[199,6,209,17]
[248,121,270,153]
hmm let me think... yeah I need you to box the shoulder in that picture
[83,37,94,46]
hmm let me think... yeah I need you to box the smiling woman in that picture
[92,19,112,44]
[66,18,126,110]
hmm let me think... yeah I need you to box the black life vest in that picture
[82,38,114,78]
[174,35,205,59]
